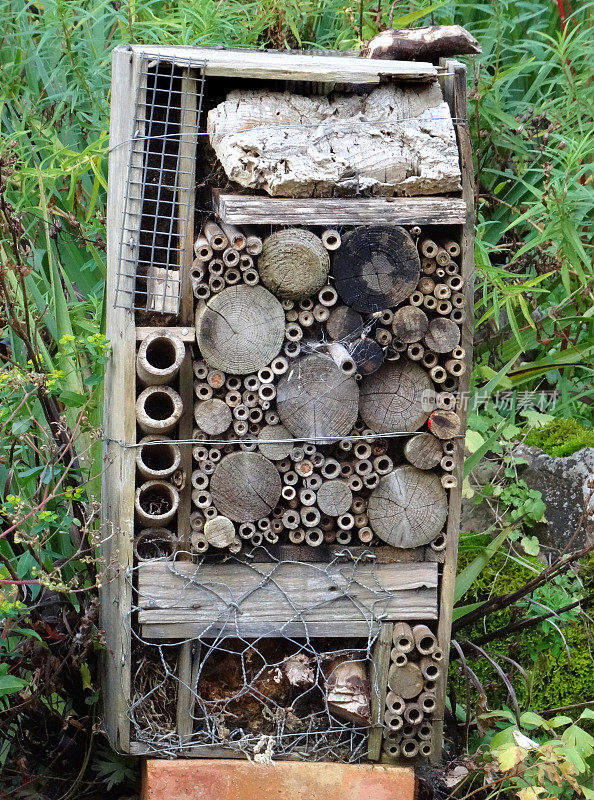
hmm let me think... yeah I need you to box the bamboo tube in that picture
[363,472,379,489]
[391,649,408,667]
[375,327,392,346]
[447,274,464,291]
[318,285,338,307]
[305,527,323,546]
[348,474,363,492]
[285,322,303,341]
[373,455,393,475]
[435,248,451,266]
[451,308,465,324]
[223,247,240,267]
[386,691,406,715]
[134,528,176,562]
[451,292,466,308]
[194,282,210,300]
[441,474,458,489]
[418,722,433,741]
[409,290,424,306]
[313,303,330,322]
[321,458,341,479]
[209,275,225,293]
[419,742,433,757]
[240,254,254,271]
[404,703,424,725]
[418,692,436,715]
[444,239,460,257]
[437,300,452,315]
[194,236,213,261]
[136,436,181,480]
[410,225,421,237]
[203,221,228,250]
[442,376,458,392]
[282,510,300,529]
[420,657,440,681]
[441,453,457,472]
[245,233,263,255]
[288,528,305,544]
[238,522,257,540]
[423,294,437,311]
[335,529,352,545]
[442,439,456,454]
[136,386,183,435]
[243,268,260,285]
[357,526,373,543]
[430,533,447,552]
[321,229,341,250]
[407,343,424,361]
[190,532,209,554]
[432,649,444,662]
[433,283,451,300]
[298,310,315,327]
[301,507,321,528]
[420,238,438,258]
[135,480,179,527]
[191,470,209,491]
[383,742,400,758]
[220,222,246,251]
[422,351,438,369]
[429,365,447,384]
[392,622,415,653]
[224,268,241,285]
[192,489,212,509]
[445,261,458,275]
[190,510,204,531]
[136,330,185,386]
[325,342,357,376]
[384,710,404,731]
[413,625,438,655]
[401,739,419,758]
[306,473,323,490]
[421,257,436,275]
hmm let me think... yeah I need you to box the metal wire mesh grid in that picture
[115,54,205,312]
[126,547,394,761]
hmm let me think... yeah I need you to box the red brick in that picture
[142,759,416,800]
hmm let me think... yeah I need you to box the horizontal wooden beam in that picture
[212,191,467,226]
[138,560,438,639]
[129,46,437,83]
[135,326,195,342]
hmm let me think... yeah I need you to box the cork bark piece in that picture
[195,284,285,374]
[276,354,359,440]
[209,452,282,523]
[332,226,421,313]
[259,229,330,300]
[359,359,432,434]
[367,465,448,548]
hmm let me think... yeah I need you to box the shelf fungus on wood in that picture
[276,354,359,440]
[332,225,421,313]
[207,84,461,198]
[359,359,432,434]
[195,284,285,374]
[367,465,448,548]
[258,228,330,300]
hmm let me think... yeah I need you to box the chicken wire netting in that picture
[127,546,391,761]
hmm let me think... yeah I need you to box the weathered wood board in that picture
[138,561,438,638]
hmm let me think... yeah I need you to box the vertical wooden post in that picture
[368,622,393,761]
[430,58,475,763]
[175,67,200,743]
[100,46,143,752]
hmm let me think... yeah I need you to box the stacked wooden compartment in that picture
[101,46,474,765]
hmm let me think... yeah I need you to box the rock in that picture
[461,447,594,550]
[513,444,594,550]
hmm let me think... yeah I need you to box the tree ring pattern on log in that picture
[276,354,359,441]
[210,452,282,522]
[195,284,285,374]
[331,225,420,312]
[359,359,432,433]
[257,424,294,461]
[259,228,330,300]
[367,465,448,548]
[316,480,353,516]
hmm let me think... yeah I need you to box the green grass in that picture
[0,0,593,793]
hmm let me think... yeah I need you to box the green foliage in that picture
[91,744,138,791]
[455,709,594,799]
[525,418,594,457]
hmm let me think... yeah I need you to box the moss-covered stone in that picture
[524,418,594,458]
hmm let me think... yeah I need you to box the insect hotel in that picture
[101,43,474,786]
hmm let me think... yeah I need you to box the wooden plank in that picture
[368,622,393,761]
[212,192,467,227]
[136,326,195,342]
[100,46,142,753]
[137,561,438,639]
[430,59,475,764]
[129,45,437,83]
[178,69,197,326]
[176,640,201,743]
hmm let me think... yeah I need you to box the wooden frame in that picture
[102,45,474,765]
